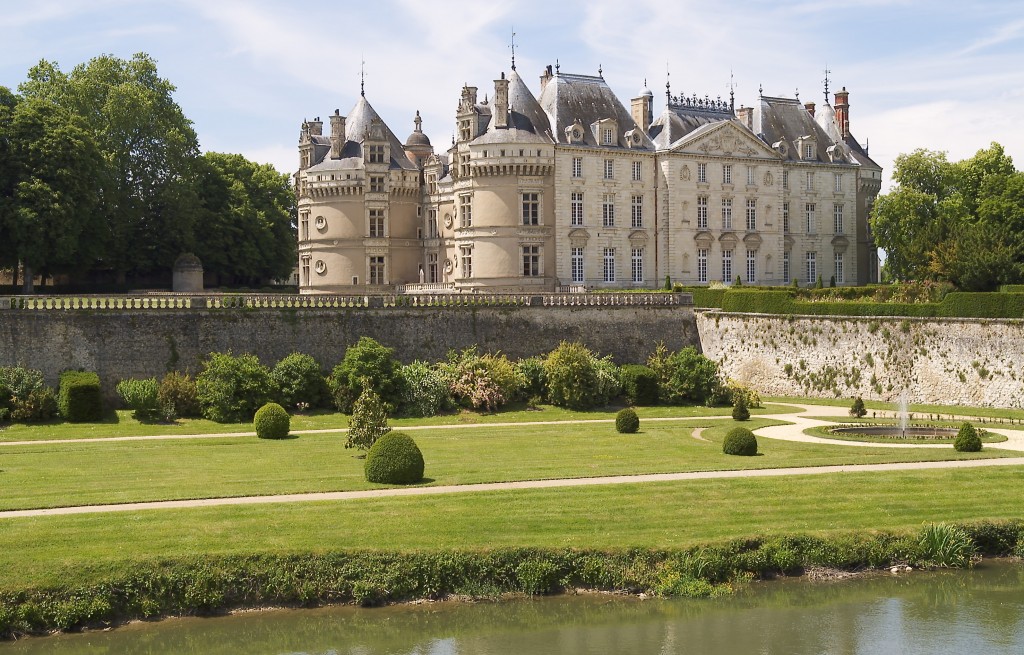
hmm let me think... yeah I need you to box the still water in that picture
[3,562,1023,655]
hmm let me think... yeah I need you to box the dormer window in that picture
[368,145,385,164]
[593,118,619,147]
[565,119,586,144]
[804,144,814,160]
[602,128,613,145]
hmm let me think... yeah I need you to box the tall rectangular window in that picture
[806,251,817,285]
[746,250,757,283]
[572,157,582,178]
[369,256,385,285]
[632,161,642,181]
[783,251,790,284]
[428,209,438,238]
[571,247,584,283]
[602,194,615,227]
[804,144,814,160]
[783,202,790,233]
[522,245,540,277]
[697,196,708,229]
[571,192,584,226]
[721,198,733,230]
[745,199,757,231]
[631,248,644,283]
[300,255,310,286]
[834,173,843,192]
[370,175,385,193]
[369,209,385,237]
[782,170,789,190]
[805,203,816,233]
[604,159,614,179]
[747,166,756,186]
[806,171,814,191]
[723,164,733,185]
[833,203,844,234]
[427,253,438,283]
[697,248,708,283]
[459,195,472,228]
[522,192,539,225]
[697,162,707,183]
[835,252,845,284]
[460,245,473,278]
[722,249,733,282]
[603,248,616,282]
[602,128,613,145]
[631,195,643,228]
[300,212,309,240]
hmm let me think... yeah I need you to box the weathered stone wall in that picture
[697,312,1024,408]
[0,306,698,396]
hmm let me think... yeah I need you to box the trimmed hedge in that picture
[723,427,757,456]
[254,403,290,439]
[954,422,982,453]
[619,364,659,406]
[719,290,1024,319]
[58,371,103,422]
[615,408,640,434]
[365,432,425,484]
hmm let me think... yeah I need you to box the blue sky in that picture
[2,0,1022,191]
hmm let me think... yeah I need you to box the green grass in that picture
[1,466,1022,592]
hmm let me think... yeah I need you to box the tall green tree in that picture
[0,87,21,278]
[192,152,296,286]
[19,53,200,282]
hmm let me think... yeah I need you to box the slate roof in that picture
[815,102,880,171]
[538,72,652,149]
[470,70,555,145]
[649,102,734,150]
[752,96,839,164]
[308,96,417,172]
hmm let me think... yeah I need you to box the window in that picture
[632,161,642,181]
[603,248,616,282]
[747,166,756,186]
[783,251,790,284]
[459,153,470,177]
[300,255,310,286]
[369,256,385,285]
[783,202,790,233]
[782,170,789,190]
[804,143,814,160]
[631,195,643,228]
[805,203,816,233]
[697,162,707,183]
[460,245,473,278]
[522,192,539,225]
[522,245,540,277]
[835,252,845,285]
[368,145,385,164]
[834,173,843,192]
[805,171,814,191]
[427,253,438,283]
[604,159,614,179]
[723,164,733,185]
[370,175,385,193]
[722,249,733,282]
[602,194,615,227]
[572,157,582,178]
[806,251,817,285]
[602,128,613,145]
[300,212,309,241]
[697,248,708,283]
[745,199,756,231]
[459,119,471,141]
[721,198,733,230]
[697,196,708,229]
[571,247,584,283]
[833,203,844,234]
[631,248,644,283]
[571,192,584,226]
[746,250,757,284]
[428,209,438,239]
[459,194,472,228]
[369,209,385,237]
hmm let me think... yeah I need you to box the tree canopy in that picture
[871,143,1024,290]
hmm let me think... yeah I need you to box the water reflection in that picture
[2,563,1022,654]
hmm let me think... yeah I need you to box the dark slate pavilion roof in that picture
[538,72,652,149]
[752,96,838,164]
[471,70,554,145]
[309,96,417,172]
[649,98,735,150]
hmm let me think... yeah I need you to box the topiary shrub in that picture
[849,396,867,418]
[954,422,982,452]
[615,408,640,434]
[620,364,659,406]
[196,352,276,423]
[364,432,424,484]
[116,378,160,421]
[347,384,391,451]
[723,427,758,456]
[157,371,201,421]
[58,371,103,422]
[731,396,750,421]
[254,402,290,439]
[271,353,329,411]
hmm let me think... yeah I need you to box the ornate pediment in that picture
[784,235,795,249]
[568,227,591,245]
[628,229,649,244]
[742,233,763,248]
[694,230,714,247]
[673,121,781,160]
[719,231,738,247]
[831,235,850,251]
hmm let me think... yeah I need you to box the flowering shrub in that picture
[443,348,525,411]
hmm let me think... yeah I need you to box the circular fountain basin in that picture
[830,426,959,439]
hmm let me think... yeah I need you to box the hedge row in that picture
[719,290,1024,319]
[2,521,1021,638]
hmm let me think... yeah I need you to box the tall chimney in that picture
[494,73,509,129]
[308,117,323,136]
[804,101,816,117]
[540,64,553,93]
[631,94,652,132]
[735,106,753,131]
[834,87,850,138]
[329,109,345,159]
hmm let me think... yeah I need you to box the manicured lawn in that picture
[1,466,1022,591]
[803,424,1010,444]
[767,396,1024,422]
[0,418,1015,512]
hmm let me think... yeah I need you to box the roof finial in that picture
[510,27,516,71]
[823,65,831,102]
[666,64,671,101]
[555,59,560,74]
[598,63,603,77]
[727,69,737,112]
[360,56,366,97]
[795,87,799,101]
[758,83,763,98]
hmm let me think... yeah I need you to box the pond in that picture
[2,562,1022,654]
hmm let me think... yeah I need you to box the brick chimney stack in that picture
[804,101,816,117]
[834,87,850,138]
[735,106,753,131]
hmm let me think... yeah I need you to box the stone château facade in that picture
[295,62,881,293]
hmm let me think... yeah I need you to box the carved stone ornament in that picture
[444,259,454,273]
[764,171,774,186]
[680,165,691,181]
[443,213,453,229]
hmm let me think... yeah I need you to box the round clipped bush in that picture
[616,408,640,434]
[723,427,758,456]
[365,432,425,484]
[254,402,290,439]
[953,422,982,452]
